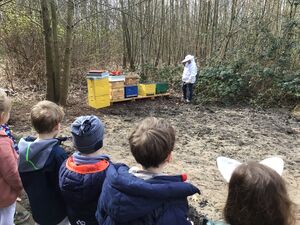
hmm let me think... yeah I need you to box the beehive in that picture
[110,80,125,100]
[156,82,169,94]
[88,96,110,109]
[125,73,139,85]
[125,85,138,98]
[87,77,110,109]
[138,84,156,96]
[109,81,124,89]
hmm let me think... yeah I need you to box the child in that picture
[96,117,200,225]
[59,115,110,225]
[0,90,23,225]
[206,157,296,225]
[18,100,69,225]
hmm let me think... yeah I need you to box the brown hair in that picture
[129,117,175,168]
[31,100,64,134]
[0,89,12,121]
[224,162,296,225]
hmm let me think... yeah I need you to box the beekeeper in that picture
[181,55,197,103]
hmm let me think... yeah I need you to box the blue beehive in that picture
[124,85,138,98]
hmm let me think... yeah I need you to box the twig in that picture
[0,0,13,8]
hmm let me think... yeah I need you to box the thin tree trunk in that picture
[210,0,219,57]
[120,0,135,71]
[221,0,237,59]
[50,0,60,102]
[59,0,74,106]
[155,0,164,66]
[40,0,56,102]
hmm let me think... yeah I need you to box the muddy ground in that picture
[8,94,299,225]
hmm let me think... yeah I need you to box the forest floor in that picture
[1,65,299,225]
[7,93,300,225]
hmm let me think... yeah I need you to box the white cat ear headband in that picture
[217,156,284,183]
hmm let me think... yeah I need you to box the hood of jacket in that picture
[18,137,59,172]
[99,164,200,223]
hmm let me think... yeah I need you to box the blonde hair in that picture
[0,89,12,121]
[31,100,64,134]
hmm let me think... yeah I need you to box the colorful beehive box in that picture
[125,85,138,98]
[88,96,110,109]
[109,81,124,89]
[156,82,169,94]
[138,83,156,96]
[110,88,125,100]
[110,80,125,100]
[125,73,139,85]
[87,78,110,98]
[87,76,110,109]
[109,75,125,82]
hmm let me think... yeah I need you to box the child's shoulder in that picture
[0,131,13,146]
[50,141,68,158]
[151,173,189,184]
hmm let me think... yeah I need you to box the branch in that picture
[72,0,150,27]
[0,0,13,8]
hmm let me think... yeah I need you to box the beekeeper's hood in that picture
[181,55,194,63]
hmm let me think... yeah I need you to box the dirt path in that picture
[10,96,300,225]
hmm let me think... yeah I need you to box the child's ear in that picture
[166,153,172,163]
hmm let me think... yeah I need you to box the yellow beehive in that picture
[138,84,156,96]
[87,77,110,109]
[88,96,110,109]
[87,77,109,97]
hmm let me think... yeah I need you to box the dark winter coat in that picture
[18,137,68,225]
[96,164,200,225]
[59,154,110,225]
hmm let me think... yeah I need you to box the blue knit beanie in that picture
[71,115,104,154]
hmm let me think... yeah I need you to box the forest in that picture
[0,1,299,225]
[0,0,299,106]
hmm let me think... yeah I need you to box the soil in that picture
[8,94,299,225]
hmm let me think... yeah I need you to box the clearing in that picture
[9,95,300,225]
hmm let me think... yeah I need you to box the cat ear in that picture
[217,157,241,183]
[259,157,284,176]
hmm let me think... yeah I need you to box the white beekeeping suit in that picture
[182,55,198,84]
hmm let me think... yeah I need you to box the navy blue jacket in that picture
[59,156,109,225]
[96,164,200,225]
[18,137,68,225]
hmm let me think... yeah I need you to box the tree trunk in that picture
[155,0,164,66]
[59,0,74,106]
[40,0,56,102]
[120,0,135,71]
[221,0,237,59]
[50,0,60,102]
[210,0,219,57]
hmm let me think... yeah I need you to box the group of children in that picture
[0,89,296,225]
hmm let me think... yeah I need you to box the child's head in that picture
[0,89,12,124]
[129,117,175,169]
[71,115,105,154]
[31,100,64,135]
[224,162,295,225]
